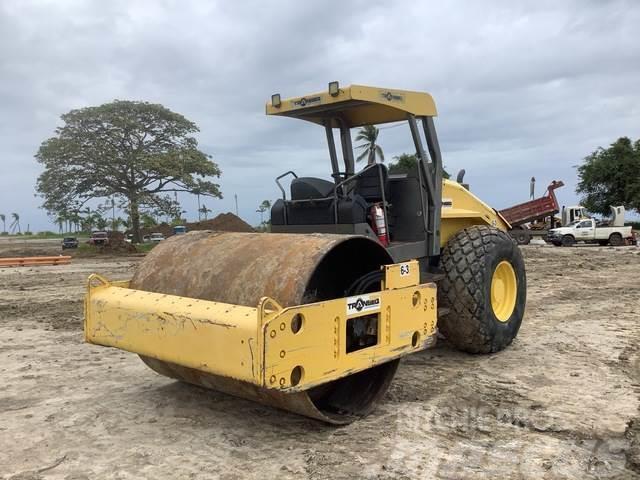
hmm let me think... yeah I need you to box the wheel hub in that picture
[491,260,517,322]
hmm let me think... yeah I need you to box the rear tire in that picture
[609,233,623,247]
[438,226,526,353]
[511,227,531,245]
[561,235,575,247]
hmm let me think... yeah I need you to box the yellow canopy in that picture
[265,84,437,128]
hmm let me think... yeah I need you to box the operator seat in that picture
[271,175,368,226]
[354,164,390,204]
[291,177,334,200]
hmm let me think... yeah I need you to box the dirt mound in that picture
[126,213,253,240]
[186,213,254,233]
[103,234,137,253]
[77,231,137,255]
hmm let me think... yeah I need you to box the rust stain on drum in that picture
[131,231,349,307]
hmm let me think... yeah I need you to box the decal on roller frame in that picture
[346,294,381,316]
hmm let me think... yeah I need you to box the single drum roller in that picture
[84,83,527,424]
[85,231,438,424]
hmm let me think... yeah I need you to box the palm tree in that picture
[111,216,123,232]
[10,213,21,234]
[95,215,108,230]
[70,212,81,233]
[0,214,5,233]
[199,204,212,220]
[256,200,271,224]
[355,125,384,164]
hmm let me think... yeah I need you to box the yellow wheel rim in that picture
[491,261,517,322]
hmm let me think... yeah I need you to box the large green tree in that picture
[576,137,640,215]
[388,153,450,179]
[36,100,222,241]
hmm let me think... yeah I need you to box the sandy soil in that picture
[0,238,70,258]
[1,243,639,479]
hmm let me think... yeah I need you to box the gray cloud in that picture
[1,0,639,230]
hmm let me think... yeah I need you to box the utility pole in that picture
[111,197,116,231]
[234,194,239,216]
[530,177,536,199]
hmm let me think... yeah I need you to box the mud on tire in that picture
[438,225,526,353]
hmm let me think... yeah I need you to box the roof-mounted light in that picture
[271,93,281,108]
[328,81,339,97]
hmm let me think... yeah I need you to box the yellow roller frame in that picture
[84,260,437,392]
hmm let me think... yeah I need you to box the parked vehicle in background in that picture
[88,231,109,246]
[500,181,566,245]
[561,205,589,226]
[547,207,633,246]
[173,225,187,235]
[125,234,134,243]
[61,237,79,249]
[499,180,596,245]
[150,233,165,242]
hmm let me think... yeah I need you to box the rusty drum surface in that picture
[131,231,399,424]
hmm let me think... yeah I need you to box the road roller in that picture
[85,83,526,424]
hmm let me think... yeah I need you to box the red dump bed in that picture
[499,181,564,227]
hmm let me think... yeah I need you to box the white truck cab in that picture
[561,205,589,226]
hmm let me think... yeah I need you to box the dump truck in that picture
[500,180,564,245]
[84,83,527,424]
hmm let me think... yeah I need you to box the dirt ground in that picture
[1,241,639,479]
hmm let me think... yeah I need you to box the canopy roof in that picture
[265,84,437,128]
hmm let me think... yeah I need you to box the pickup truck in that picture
[547,218,633,247]
[149,232,165,242]
[61,237,79,249]
[88,231,109,246]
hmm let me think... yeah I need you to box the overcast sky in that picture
[1,0,639,231]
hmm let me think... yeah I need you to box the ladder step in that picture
[437,307,450,317]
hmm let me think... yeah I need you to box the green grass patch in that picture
[135,243,157,253]
[1,231,80,240]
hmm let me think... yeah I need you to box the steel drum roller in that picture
[131,231,399,424]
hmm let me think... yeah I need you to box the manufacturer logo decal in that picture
[346,294,381,316]
[292,96,321,108]
[380,91,404,102]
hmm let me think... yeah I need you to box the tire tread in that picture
[438,225,523,353]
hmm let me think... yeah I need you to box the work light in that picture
[328,81,339,97]
[271,94,281,107]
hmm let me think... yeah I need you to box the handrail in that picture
[275,171,298,200]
